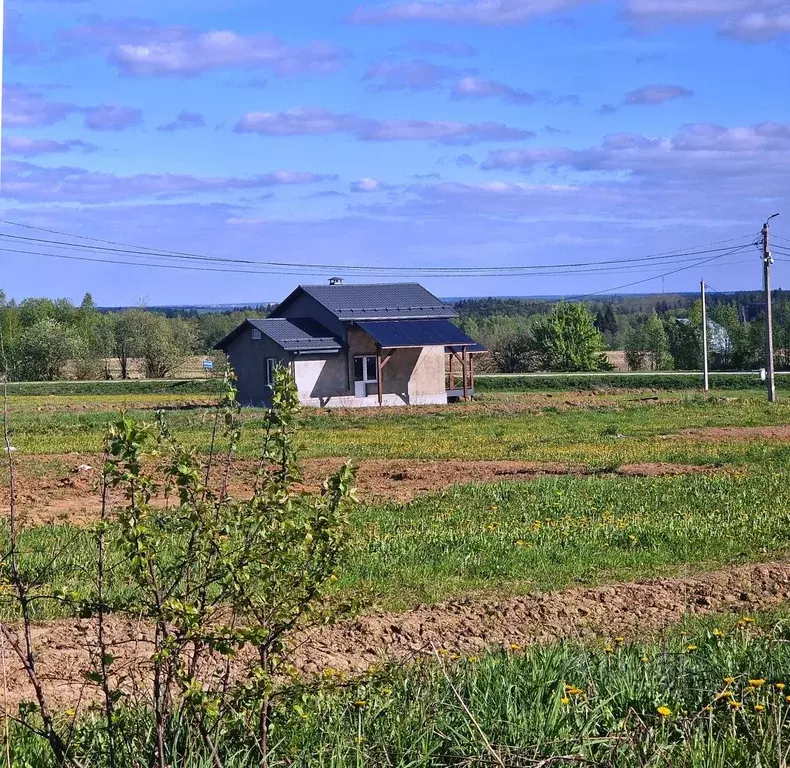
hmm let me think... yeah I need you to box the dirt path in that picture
[1,458,725,525]
[2,561,789,712]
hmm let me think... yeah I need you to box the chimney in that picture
[329,277,343,286]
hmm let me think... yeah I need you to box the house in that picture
[676,318,731,355]
[214,281,485,407]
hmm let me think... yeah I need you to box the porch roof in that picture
[356,319,478,349]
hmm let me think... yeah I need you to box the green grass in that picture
[6,390,790,467]
[476,372,790,391]
[5,470,790,617]
[3,378,223,397]
[12,610,790,766]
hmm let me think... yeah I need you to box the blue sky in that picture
[2,0,789,304]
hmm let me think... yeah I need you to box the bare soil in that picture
[1,561,788,712]
[674,425,790,441]
[1,457,725,525]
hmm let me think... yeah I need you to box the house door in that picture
[353,355,378,397]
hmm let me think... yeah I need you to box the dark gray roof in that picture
[357,319,478,349]
[275,283,457,321]
[214,318,342,353]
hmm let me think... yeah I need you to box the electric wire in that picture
[0,218,761,275]
[565,245,750,301]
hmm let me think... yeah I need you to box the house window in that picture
[252,329,262,340]
[353,355,378,384]
[265,358,278,387]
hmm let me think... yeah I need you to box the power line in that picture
[565,245,749,300]
[0,242,756,280]
[0,217,760,275]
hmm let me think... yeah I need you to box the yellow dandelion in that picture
[560,697,570,705]
[515,540,526,546]
[785,695,790,704]
[712,628,724,637]
[728,700,743,710]
[354,700,368,709]
[641,656,649,663]
[686,644,698,652]
[723,676,735,684]
[467,656,479,663]
[749,679,766,688]
[776,683,786,691]
[657,706,672,718]
[755,704,766,713]
[615,637,625,644]
[604,646,614,654]
[509,643,521,651]
[742,617,755,624]
[715,690,734,700]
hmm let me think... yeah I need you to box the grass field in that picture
[4,380,790,765]
[11,608,790,766]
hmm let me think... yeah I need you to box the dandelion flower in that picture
[615,637,625,644]
[749,679,766,688]
[755,704,766,713]
[467,656,479,663]
[354,700,368,708]
[715,691,734,700]
[712,628,724,637]
[604,646,614,654]
[728,700,743,710]
[742,617,755,623]
[560,697,570,705]
[657,706,672,717]
[723,676,735,684]
[641,656,649,663]
[785,695,790,704]
[776,682,785,691]
[509,643,521,651]
[686,644,697,652]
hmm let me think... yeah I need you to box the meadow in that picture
[10,609,790,766]
[4,382,790,765]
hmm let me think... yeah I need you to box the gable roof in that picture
[214,318,342,354]
[271,282,457,321]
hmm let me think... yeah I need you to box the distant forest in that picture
[1,289,789,380]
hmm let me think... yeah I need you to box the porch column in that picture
[448,353,454,391]
[377,344,383,406]
[462,346,468,401]
[470,354,475,394]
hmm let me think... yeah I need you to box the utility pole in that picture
[763,214,780,403]
[700,280,709,392]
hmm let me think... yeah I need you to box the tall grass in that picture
[9,612,790,766]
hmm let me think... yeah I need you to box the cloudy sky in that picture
[2,0,789,304]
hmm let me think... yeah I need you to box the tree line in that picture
[0,292,258,381]
[459,292,790,373]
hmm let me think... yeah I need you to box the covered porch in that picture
[445,343,487,401]
[354,319,483,406]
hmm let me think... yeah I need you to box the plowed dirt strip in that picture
[1,458,726,526]
[2,562,789,712]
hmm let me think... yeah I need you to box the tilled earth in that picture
[1,561,788,712]
[1,456,728,526]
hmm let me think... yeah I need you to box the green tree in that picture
[16,318,76,380]
[531,302,609,372]
[643,311,673,370]
[109,310,145,379]
[489,329,539,373]
[138,313,197,378]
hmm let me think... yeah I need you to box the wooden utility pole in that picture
[763,215,779,403]
[700,280,709,392]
